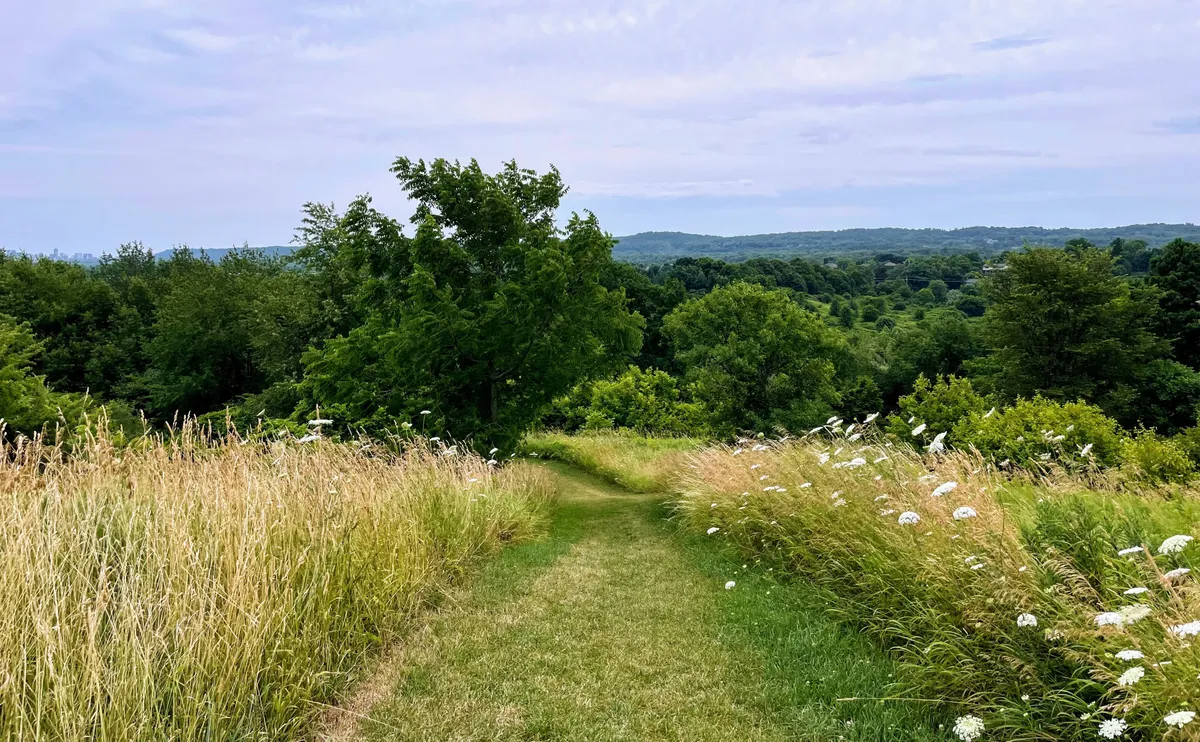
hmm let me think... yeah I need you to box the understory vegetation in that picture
[0,424,552,740]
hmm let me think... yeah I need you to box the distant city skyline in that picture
[3,1,1199,254]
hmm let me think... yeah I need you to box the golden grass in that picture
[523,430,699,492]
[0,425,552,740]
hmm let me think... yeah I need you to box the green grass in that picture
[354,463,945,741]
[524,430,699,492]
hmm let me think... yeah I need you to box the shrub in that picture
[1120,430,1196,483]
[953,396,1123,467]
[886,374,988,447]
[548,366,709,437]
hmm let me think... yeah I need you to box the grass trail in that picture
[350,463,946,741]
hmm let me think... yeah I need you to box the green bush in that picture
[1120,430,1196,483]
[886,374,988,447]
[1175,426,1200,466]
[549,366,709,437]
[1,315,90,439]
[952,396,1123,467]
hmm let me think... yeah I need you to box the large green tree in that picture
[1151,239,1200,370]
[981,246,1166,424]
[662,282,843,434]
[302,158,643,447]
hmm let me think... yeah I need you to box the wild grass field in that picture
[533,429,1200,741]
[0,425,552,740]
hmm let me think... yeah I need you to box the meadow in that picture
[0,424,552,740]
[533,429,1200,741]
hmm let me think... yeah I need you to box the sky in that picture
[2,0,1199,255]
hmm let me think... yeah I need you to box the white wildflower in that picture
[1117,666,1144,686]
[707,527,720,535]
[848,433,862,442]
[912,423,927,436]
[971,563,985,570]
[1123,587,1149,596]
[1016,613,1038,628]
[1117,546,1143,557]
[833,498,847,508]
[725,581,736,590]
[297,434,320,444]
[1159,535,1194,555]
[1094,612,1124,627]
[1097,718,1127,739]
[865,413,880,423]
[1115,649,1144,661]
[931,481,958,497]
[953,715,985,742]
[800,482,812,488]
[827,415,840,424]
[1165,711,1195,728]
[953,506,978,520]
[898,511,921,525]
[846,457,867,467]
[818,453,830,465]
[1169,621,1200,638]
[307,418,332,426]
[419,410,431,415]
[1080,443,1094,456]
[1045,628,1065,640]
[1118,604,1152,625]
[928,432,947,453]
[874,455,889,463]
[984,407,996,418]
[875,494,889,502]
[965,556,979,565]
[1163,567,1191,581]
[880,509,896,516]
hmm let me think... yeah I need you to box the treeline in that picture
[612,224,1200,262]
[3,159,1200,462]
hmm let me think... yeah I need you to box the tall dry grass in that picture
[675,430,1200,740]
[0,424,552,740]
[523,430,699,492]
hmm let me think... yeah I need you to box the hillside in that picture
[612,223,1200,263]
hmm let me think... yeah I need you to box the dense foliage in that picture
[5,160,1200,468]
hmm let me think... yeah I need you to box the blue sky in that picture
[2,0,1199,254]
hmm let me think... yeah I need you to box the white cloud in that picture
[2,0,1200,251]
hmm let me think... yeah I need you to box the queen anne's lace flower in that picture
[1169,621,1200,638]
[1118,604,1152,625]
[1117,546,1143,556]
[911,423,927,436]
[931,481,958,497]
[1097,718,1127,739]
[1095,612,1124,627]
[1164,710,1196,728]
[1123,587,1149,595]
[898,511,920,525]
[1158,534,1194,555]
[1016,613,1038,628]
[1115,649,1144,661]
[1163,567,1191,581]
[707,527,720,535]
[953,715,985,742]
[1117,666,1145,686]
[953,506,978,520]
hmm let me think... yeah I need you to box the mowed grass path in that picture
[349,463,945,741]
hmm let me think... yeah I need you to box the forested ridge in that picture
[4,158,1200,477]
